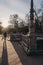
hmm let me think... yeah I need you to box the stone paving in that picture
[0,36,43,65]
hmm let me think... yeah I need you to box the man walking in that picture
[2,32,7,43]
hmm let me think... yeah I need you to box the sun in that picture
[2,20,9,28]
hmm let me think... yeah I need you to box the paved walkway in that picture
[0,36,43,65]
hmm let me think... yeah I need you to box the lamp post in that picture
[29,0,35,50]
[30,0,34,32]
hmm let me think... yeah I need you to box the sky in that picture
[0,0,41,27]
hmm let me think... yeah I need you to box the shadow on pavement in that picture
[1,41,9,65]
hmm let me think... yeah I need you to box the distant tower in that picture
[29,0,36,49]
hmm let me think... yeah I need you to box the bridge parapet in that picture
[10,33,22,41]
[10,34,30,53]
[21,35,30,54]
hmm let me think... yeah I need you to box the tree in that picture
[25,14,30,26]
[9,14,19,33]
[19,21,24,27]
[35,19,42,33]
[9,14,18,29]
[41,0,43,11]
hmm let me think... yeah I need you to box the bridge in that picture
[0,35,43,65]
[0,0,43,65]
